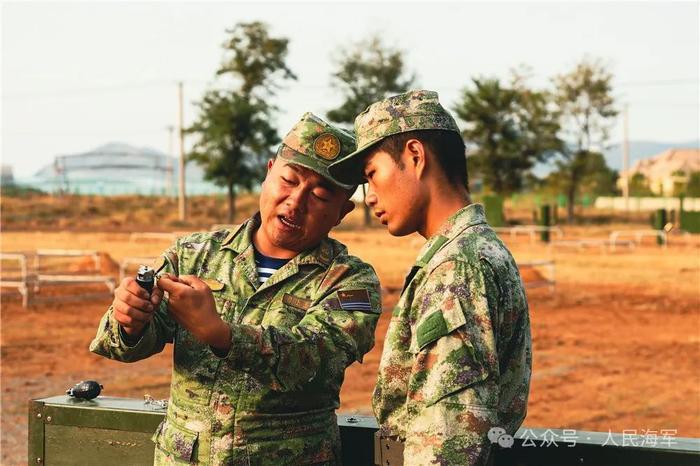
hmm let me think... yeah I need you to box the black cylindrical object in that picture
[653,209,667,245]
[136,265,155,295]
[540,205,551,243]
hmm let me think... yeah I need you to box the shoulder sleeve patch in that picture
[336,289,372,312]
[416,311,448,350]
[414,303,468,352]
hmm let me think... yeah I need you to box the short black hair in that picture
[375,129,468,189]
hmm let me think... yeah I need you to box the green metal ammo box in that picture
[28,396,377,465]
[29,395,700,465]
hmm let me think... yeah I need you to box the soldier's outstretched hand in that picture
[112,277,163,339]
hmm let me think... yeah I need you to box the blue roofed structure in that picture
[24,142,227,195]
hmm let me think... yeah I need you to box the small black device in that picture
[66,380,103,400]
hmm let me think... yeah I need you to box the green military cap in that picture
[277,112,357,190]
[328,89,460,185]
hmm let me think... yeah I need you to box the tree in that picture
[328,35,416,124]
[327,35,416,225]
[551,57,618,222]
[188,22,296,222]
[685,171,700,197]
[453,75,561,196]
[545,151,618,199]
[628,172,655,196]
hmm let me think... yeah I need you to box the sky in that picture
[2,1,699,178]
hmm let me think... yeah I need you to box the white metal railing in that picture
[550,239,614,253]
[2,250,117,307]
[0,253,30,307]
[519,259,556,292]
[493,225,564,243]
[33,249,115,294]
[609,230,668,251]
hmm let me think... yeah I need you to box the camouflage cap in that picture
[277,112,357,190]
[328,90,460,185]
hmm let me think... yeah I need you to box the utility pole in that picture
[166,125,175,197]
[178,82,187,222]
[622,103,630,215]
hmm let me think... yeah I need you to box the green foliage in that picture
[628,172,655,197]
[544,151,618,200]
[680,211,700,233]
[550,57,618,221]
[187,22,296,222]
[217,22,297,99]
[188,93,275,191]
[0,184,45,197]
[578,153,619,197]
[481,195,505,227]
[454,75,561,196]
[327,35,416,126]
[686,171,700,197]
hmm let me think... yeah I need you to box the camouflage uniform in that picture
[329,91,532,466]
[90,113,381,466]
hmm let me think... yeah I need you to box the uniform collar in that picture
[221,212,335,268]
[415,203,487,265]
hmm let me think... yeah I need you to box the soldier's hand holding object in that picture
[157,274,232,352]
[112,277,163,338]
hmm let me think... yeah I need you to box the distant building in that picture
[619,148,700,196]
[24,142,227,196]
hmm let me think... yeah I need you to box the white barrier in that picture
[550,239,614,253]
[519,260,556,292]
[33,249,115,295]
[1,250,116,307]
[594,196,700,212]
[493,225,564,243]
[609,230,668,250]
[0,253,30,307]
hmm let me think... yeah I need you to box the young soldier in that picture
[91,113,381,466]
[329,90,532,465]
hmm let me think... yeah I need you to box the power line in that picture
[0,79,209,99]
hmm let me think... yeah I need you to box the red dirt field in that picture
[1,228,699,465]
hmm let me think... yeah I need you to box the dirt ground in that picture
[2,226,699,465]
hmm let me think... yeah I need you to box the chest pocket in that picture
[261,293,312,327]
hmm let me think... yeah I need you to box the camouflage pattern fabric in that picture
[372,204,532,466]
[278,112,358,190]
[328,89,461,185]
[90,214,381,465]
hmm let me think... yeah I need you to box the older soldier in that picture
[90,113,381,466]
[329,90,532,465]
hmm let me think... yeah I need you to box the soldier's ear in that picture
[335,199,355,226]
[262,159,275,185]
[404,139,426,179]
